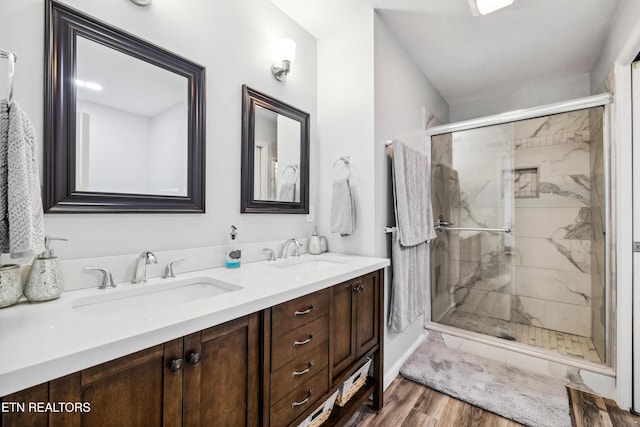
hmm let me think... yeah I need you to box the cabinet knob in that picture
[188,352,202,367]
[353,282,364,293]
[169,358,184,374]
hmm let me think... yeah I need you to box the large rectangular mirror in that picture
[241,86,310,213]
[44,0,206,212]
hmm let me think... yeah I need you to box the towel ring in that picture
[282,164,299,184]
[332,156,352,179]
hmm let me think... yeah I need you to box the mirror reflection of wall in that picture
[74,36,189,196]
[253,105,301,202]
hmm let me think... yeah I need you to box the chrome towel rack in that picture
[1,48,17,103]
[434,225,511,233]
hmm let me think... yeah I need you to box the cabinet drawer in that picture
[271,339,329,403]
[270,367,329,427]
[271,316,329,370]
[271,288,329,336]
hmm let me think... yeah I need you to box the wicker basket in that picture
[336,358,372,407]
[297,390,339,427]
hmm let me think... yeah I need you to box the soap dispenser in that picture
[309,227,322,255]
[24,236,68,302]
[225,226,241,269]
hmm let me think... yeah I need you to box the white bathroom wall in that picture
[449,74,591,122]
[373,13,450,387]
[149,102,188,195]
[76,100,152,194]
[316,8,375,256]
[0,0,317,259]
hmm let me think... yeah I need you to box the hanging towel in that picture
[389,229,429,332]
[0,100,45,256]
[330,178,355,236]
[391,141,436,245]
[389,140,436,332]
[0,100,9,252]
[279,182,296,202]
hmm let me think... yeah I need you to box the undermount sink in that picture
[273,258,345,273]
[71,277,241,322]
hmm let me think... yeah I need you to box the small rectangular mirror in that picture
[241,86,309,213]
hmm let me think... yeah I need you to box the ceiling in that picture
[271,0,621,108]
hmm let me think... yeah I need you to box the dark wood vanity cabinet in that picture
[2,269,384,427]
[0,314,260,427]
[330,271,381,383]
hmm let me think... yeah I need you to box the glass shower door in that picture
[430,123,516,340]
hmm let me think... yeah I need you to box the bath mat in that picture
[399,333,572,427]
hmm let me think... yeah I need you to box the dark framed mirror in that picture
[241,85,310,213]
[44,0,206,212]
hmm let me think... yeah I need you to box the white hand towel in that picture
[3,100,45,256]
[278,182,296,202]
[330,178,355,236]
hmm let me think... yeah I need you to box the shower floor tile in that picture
[439,310,602,364]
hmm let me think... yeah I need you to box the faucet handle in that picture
[262,248,276,261]
[163,258,184,279]
[84,267,116,290]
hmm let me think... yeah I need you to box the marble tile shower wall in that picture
[430,110,603,341]
[589,106,606,361]
[511,110,593,338]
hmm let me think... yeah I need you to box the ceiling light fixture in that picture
[271,38,296,82]
[129,0,151,6]
[469,0,514,16]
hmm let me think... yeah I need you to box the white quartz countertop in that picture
[0,253,389,396]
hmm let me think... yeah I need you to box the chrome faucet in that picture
[280,238,301,259]
[132,251,158,284]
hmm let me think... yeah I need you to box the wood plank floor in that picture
[345,376,640,427]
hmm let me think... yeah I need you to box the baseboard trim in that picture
[383,332,426,390]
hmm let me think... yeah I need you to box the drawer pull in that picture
[291,390,312,408]
[353,283,364,293]
[292,360,314,378]
[293,333,315,347]
[293,304,315,317]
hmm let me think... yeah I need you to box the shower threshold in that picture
[440,310,602,364]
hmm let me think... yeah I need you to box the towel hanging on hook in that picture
[0,49,17,103]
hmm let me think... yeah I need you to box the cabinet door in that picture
[1,383,49,427]
[183,313,260,427]
[46,340,182,427]
[355,271,380,358]
[330,280,357,383]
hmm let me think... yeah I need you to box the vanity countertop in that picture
[0,253,389,396]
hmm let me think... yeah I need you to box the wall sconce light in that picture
[271,38,296,82]
[468,0,513,16]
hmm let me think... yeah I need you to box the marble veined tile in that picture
[512,295,591,337]
[515,174,590,208]
[514,110,589,140]
[453,287,510,321]
[514,237,590,273]
[513,207,591,239]
[513,142,590,177]
[514,266,591,306]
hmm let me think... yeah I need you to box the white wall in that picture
[373,13,450,387]
[591,0,640,92]
[77,100,152,194]
[450,74,591,122]
[0,0,317,259]
[149,102,188,195]
[316,8,375,255]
